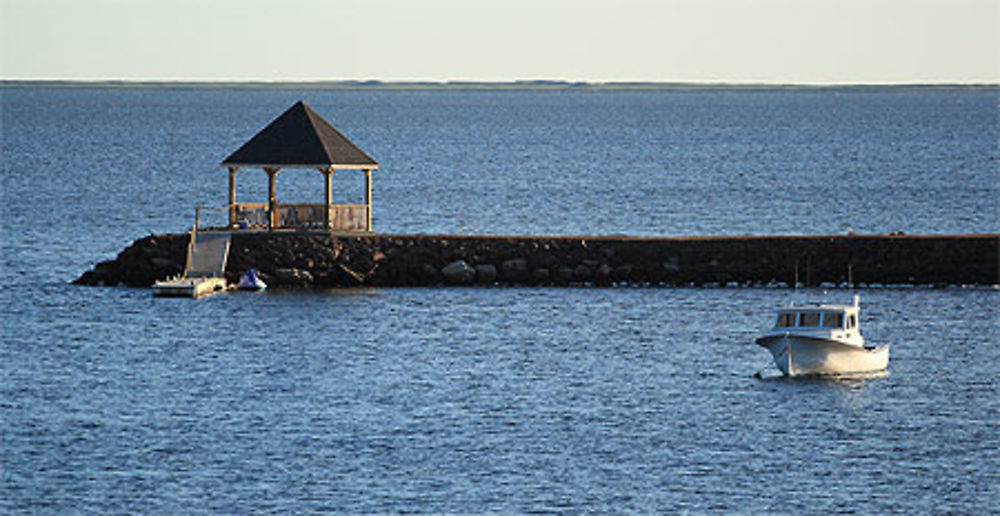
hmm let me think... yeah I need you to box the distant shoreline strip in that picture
[3,80,998,91]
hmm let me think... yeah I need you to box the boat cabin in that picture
[773,296,861,331]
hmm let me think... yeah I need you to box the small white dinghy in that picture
[153,275,228,298]
[755,295,888,376]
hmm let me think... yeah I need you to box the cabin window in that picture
[800,313,821,326]
[847,315,856,329]
[777,313,795,327]
[823,313,843,328]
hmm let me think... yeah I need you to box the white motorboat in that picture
[755,295,888,376]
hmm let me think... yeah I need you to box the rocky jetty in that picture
[75,232,999,289]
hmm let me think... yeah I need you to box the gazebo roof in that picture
[222,101,378,169]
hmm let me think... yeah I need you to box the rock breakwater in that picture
[74,232,999,289]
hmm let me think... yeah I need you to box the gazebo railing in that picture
[326,204,369,232]
[231,202,369,231]
[276,203,327,229]
[233,202,269,228]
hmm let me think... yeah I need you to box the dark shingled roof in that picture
[222,101,378,168]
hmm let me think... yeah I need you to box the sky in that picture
[2,0,997,84]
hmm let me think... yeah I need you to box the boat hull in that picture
[153,277,227,298]
[756,334,889,376]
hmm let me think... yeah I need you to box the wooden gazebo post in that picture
[364,168,373,232]
[322,166,333,230]
[265,167,279,231]
[227,166,238,227]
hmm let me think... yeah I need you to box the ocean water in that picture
[2,86,999,512]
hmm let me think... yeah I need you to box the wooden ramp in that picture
[186,232,231,278]
[154,232,231,298]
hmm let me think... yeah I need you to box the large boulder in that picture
[475,264,498,284]
[573,264,593,282]
[417,263,441,285]
[500,258,529,282]
[663,257,681,272]
[595,263,614,285]
[442,260,476,285]
[613,264,635,282]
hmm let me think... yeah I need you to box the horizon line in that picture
[3,78,998,90]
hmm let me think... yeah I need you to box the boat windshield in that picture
[800,313,821,326]
[774,307,854,330]
[822,313,844,328]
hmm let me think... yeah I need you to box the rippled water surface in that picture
[4,287,999,513]
[2,87,998,512]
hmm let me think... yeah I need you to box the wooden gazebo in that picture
[221,101,378,232]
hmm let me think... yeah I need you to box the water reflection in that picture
[258,287,380,298]
[754,370,890,383]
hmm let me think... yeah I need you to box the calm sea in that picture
[2,86,998,513]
